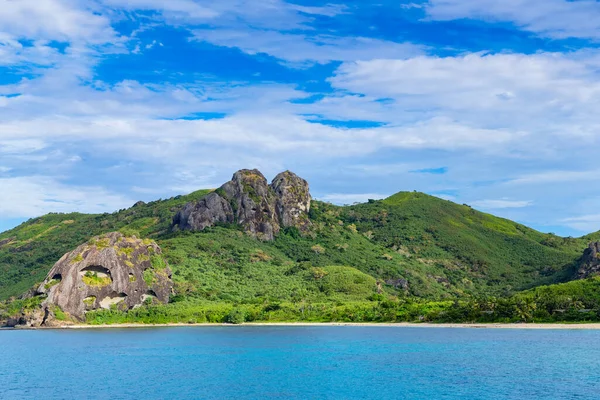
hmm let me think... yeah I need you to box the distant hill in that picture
[0,170,594,308]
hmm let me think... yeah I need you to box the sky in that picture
[1,0,600,236]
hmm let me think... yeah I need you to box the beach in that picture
[9,322,600,330]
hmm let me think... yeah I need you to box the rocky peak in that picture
[219,169,280,240]
[30,232,173,325]
[575,242,600,279]
[173,169,311,240]
[271,171,311,231]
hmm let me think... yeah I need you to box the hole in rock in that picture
[141,290,157,303]
[99,292,127,309]
[43,273,63,291]
[83,296,97,308]
[80,265,113,287]
[80,265,111,277]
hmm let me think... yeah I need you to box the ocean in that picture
[1,326,598,399]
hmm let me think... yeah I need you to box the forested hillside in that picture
[0,189,591,304]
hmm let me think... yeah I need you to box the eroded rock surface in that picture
[173,169,311,240]
[35,232,173,322]
[173,192,234,231]
[575,242,600,279]
[271,171,311,232]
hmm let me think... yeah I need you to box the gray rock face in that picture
[173,192,234,231]
[221,169,280,240]
[36,232,173,322]
[575,242,600,279]
[173,169,312,240]
[271,171,311,232]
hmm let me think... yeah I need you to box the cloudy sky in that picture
[1,0,600,236]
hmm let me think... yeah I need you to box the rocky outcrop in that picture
[0,237,13,248]
[271,171,311,232]
[33,232,173,324]
[173,169,311,240]
[385,278,409,291]
[173,192,234,231]
[575,242,600,279]
[220,169,281,240]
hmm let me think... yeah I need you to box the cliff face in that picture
[271,171,312,232]
[173,169,311,240]
[575,242,600,279]
[33,232,173,324]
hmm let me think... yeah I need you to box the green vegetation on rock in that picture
[82,272,112,288]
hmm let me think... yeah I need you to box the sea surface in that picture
[1,326,599,399]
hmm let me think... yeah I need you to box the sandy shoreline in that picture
[5,322,600,330]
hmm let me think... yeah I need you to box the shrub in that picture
[226,308,247,324]
[311,245,325,254]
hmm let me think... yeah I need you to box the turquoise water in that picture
[1,326,599,399]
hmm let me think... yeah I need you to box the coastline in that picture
[6,322,600,330]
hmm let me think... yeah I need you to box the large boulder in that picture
[575,242,600,279]
[36,232,173,323]
[173,169,312,240]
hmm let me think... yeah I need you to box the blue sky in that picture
[2,0,600,236]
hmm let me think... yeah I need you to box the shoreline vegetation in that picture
[7,322,600,330]
[7,276,600,328]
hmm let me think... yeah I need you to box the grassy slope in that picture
[0,190,593,304]
[333,192,588,296]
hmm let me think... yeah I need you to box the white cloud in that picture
[0,34,62,67]
[192,29,422,64]
[331,52,600,115]
[0,0,117,44]
[426,0,600,39]
[290,3,347,17]
[109,0,402,64]
[103,0,218,19]
[562,214,600,232]
[506,170,600,185]
[0,139,47,154]
[104,0,340,30]
[327,52,600,158]
[470,199,533,209]
[0,176,134,218]
[374,117,521,151]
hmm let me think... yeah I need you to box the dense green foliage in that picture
[335,194,588,295]
[80,277,600,324]
[1,188,599,325]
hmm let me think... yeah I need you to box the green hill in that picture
[0,189,591,308]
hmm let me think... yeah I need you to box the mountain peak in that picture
[172,169,311,240]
